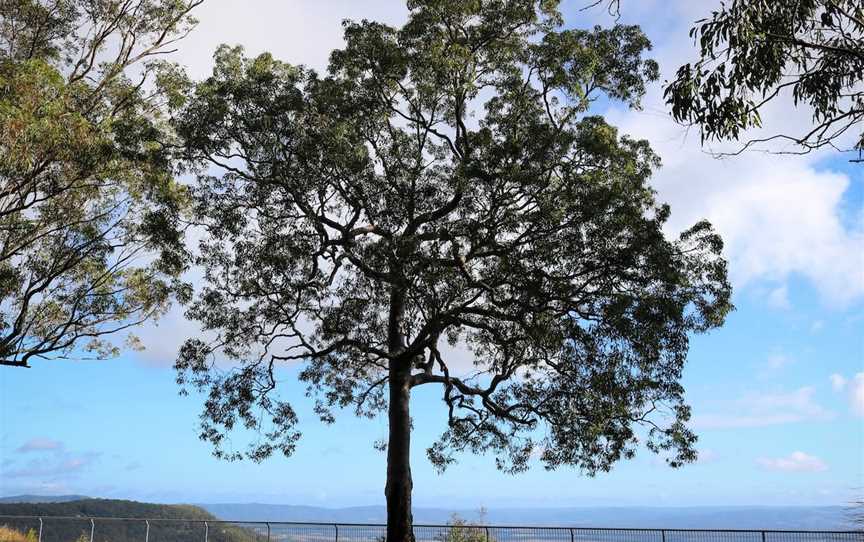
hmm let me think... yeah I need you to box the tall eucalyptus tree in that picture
[175,2,732,540]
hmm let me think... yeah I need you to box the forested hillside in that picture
[0,499,260,542]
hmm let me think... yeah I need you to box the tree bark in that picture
[385,363,414,542]
[385,285,415,542]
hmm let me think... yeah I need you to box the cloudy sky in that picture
[1,0,862,509]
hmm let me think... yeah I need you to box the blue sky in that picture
[1,0,863,509]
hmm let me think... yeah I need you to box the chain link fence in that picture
[0,516,860,542]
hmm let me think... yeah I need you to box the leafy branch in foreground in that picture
[665,0,864,161]
[0,0,201,368]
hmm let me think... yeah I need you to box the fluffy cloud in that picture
[3,452,100,479]
[693,387,833,429]
[129,304,202,367]
[851,373,864,416]
[606,106,864,306]
[649,448,719,468]
[830,373,847,392]
[829,372,864,416]
[4,439,100,480]
[604,3,864,308]
[766,353,792,371]
[767,285,792,311]
[757,451,828,473]
[176,0,407,77]
[696,449,720,464]
[16,438,63,453]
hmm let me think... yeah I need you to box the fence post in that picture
[145,520,150,542]
[204,521,209,542]
[37,518,42,542]
[761,532,766,542]
[662,530,666,542]
[89,519,95,542]
[570,528,574,542]
[485,526,489,542]
[266,522,271,542]
[334,524,339,542]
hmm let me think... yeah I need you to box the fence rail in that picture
[0,515,860,542]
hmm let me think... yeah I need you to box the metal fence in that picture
[0,516,860,542]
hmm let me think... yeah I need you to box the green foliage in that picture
[175,0,731,478]
[665,0,864,160]
[438,512,493,542]
[0,499,262,542]
[0,0,201,368]
[0,526,38,542]
[0,498,217,521]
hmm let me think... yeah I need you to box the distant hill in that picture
[0,498,856,532]
[0,499,260,542]
[0,496,89,504]
[199,503,857,530]
[0,498,214,520]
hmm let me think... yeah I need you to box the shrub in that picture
[439,511,495,542]
[0,526,37,542]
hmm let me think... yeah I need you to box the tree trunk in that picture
[385,363,414,542]
[385,285,414,542]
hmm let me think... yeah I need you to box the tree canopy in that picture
[0,0,199,367]
[173,1,732,539]
[665,0,864,160]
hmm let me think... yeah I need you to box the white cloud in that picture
[16,438,63,453]
[609,108,864,305]
[2,451,100,479]
[766,353,792,370]
[529,445,547,461]
[767,285,791,310]
[129,303,203,367]
[743,387,830,416]
[605,2,864,307]
[828,372,864,416]
[649,447,718,467]
[850,373,864,416]
[174,0,407,77]
[830,373,848,392]
[696,449,719,464]
[757,451,828,473]
[702,166,863,303]
[693,387,833,429]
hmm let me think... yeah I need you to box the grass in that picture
[0,526,37,542]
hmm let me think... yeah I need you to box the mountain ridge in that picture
[0,499,257,542]
[198,503,855,530]
[0,497,855,530]
[0,495,89,504]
